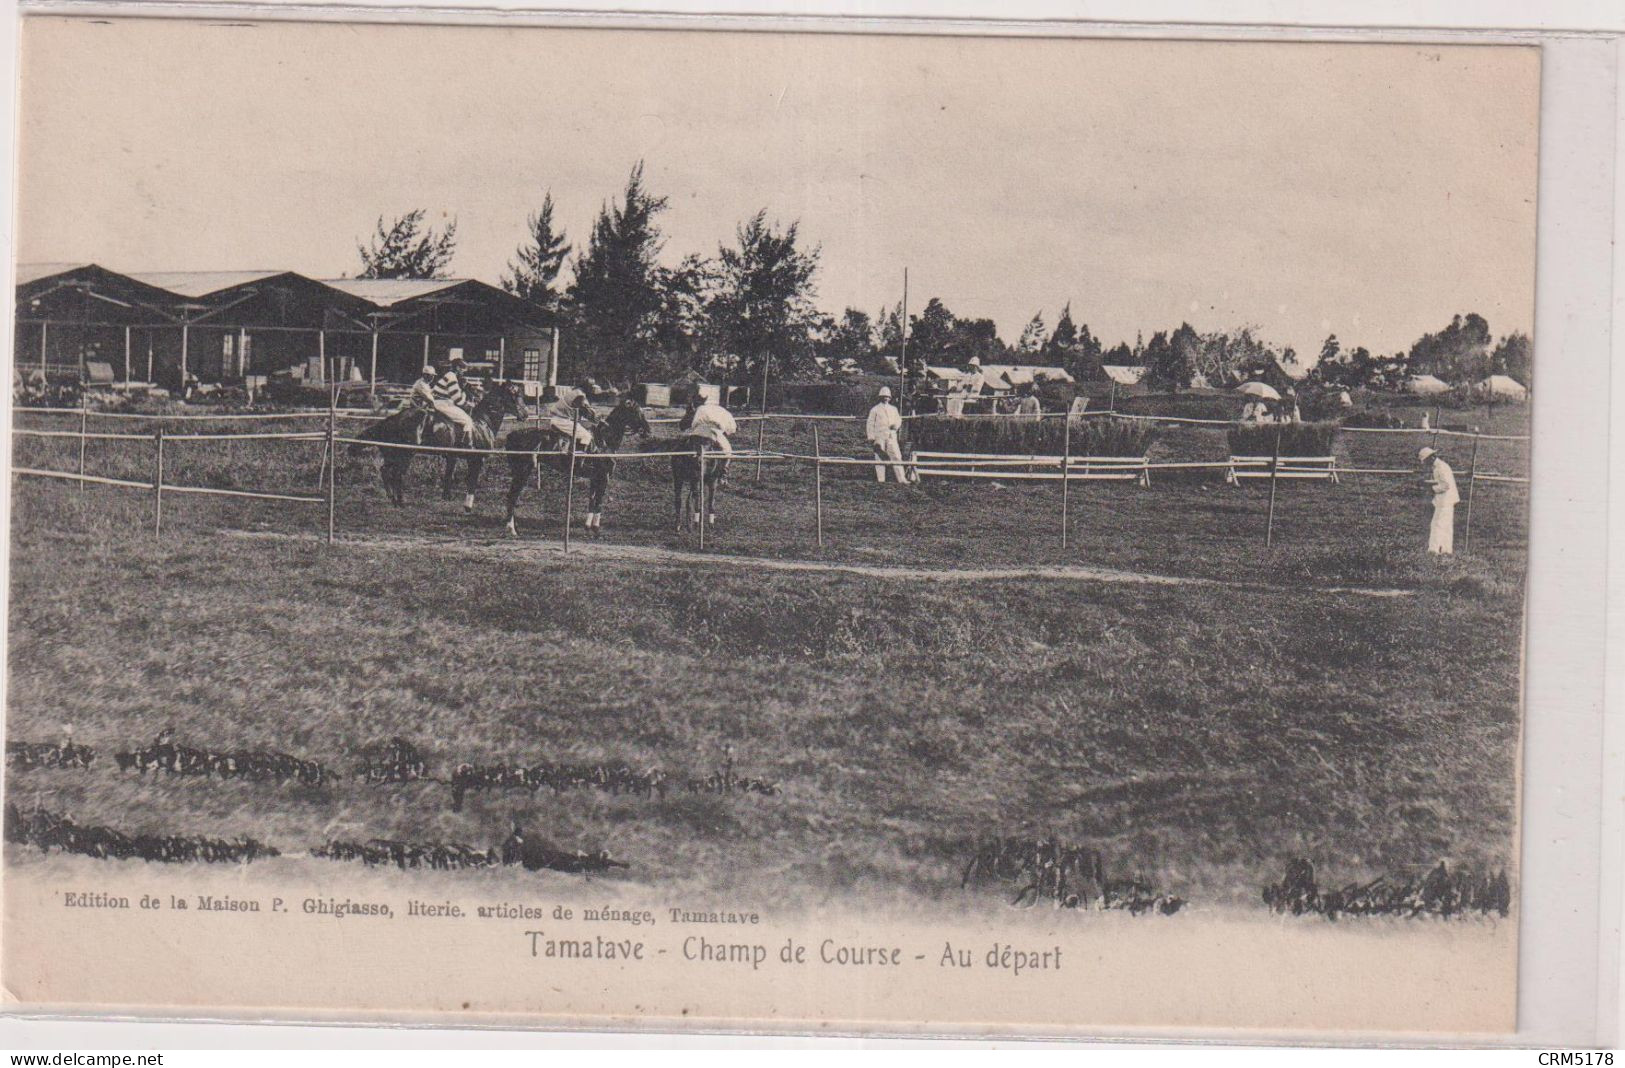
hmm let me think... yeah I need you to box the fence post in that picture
[1463,432,1482,554]
[562,407,579,554]
[75,394,88,491]
[152,427,164,537]
[813,424,824,548]
[1264,423,1283,548]
[695,440,707,552]
[755,355,769,482]
[325,380,338,545]
[1059,413,1073,548]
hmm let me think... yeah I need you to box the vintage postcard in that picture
[4,16,1536,1039]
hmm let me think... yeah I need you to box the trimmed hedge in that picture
[1226,421,1339,456]
[909,416,1157,457]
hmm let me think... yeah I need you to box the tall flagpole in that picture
[898,268,909,405]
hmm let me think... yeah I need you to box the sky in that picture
[16,18,1540,361]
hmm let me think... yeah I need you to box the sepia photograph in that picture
[3,14,1541,1038]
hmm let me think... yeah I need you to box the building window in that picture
[523,348,542,380]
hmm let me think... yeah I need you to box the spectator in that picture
[1418,446,1459,555]
[865,386,908,484]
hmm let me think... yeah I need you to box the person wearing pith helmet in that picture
[866,385,908,484]
[1418,446,1459,555]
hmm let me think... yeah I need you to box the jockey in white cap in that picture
[430,357,477,440]
[546,391,600,450]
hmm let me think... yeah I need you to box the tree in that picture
[1319,334,1342,365]
[1490,331,1532,384]
[1067,321,1105,382]
[1407,313,1492,383]
[1017,312,1047,356]
[1041,304,1078,368]
[567,162,671,380]
[501,193,571,312]
[908,298,961,364]
[708,209,823,382]
[816,308,881,374]
[356,210,458,279]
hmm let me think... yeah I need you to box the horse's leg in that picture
[672,467,687,532]
[504,457,529,536]
[441,455,458,500]
[464,456,482,514]
[385,458,404,506]
[587,470,607,533]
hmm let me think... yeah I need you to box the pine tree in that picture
[566,162,671,380]
[501,193,571,313]
[708,210,822,382]
[1017,312,1047,356]
[356,210,458,279]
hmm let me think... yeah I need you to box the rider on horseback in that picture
[546,390,601,451]
[407,365,437,410]
[430,355,478,443]
[685,391,737,456]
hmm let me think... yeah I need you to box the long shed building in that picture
[14,264,558,395]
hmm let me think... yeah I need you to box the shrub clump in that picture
[1226,421,1339,457]
[909,416,1156,457]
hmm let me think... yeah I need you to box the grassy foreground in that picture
[5,475,1524,909]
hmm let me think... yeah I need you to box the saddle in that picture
[422,411,494,450]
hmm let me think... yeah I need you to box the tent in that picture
[1406,374,1450,395]
[1480,374,1528,400]
[1101,365,1147,386]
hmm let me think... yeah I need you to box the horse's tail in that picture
[347,417,389,456]
[350,410,425,456]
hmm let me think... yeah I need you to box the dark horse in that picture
[350,382,529,511]
[669,438,730,532]
[501,396,652,536]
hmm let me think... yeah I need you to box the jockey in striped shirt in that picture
[430,355,477,439]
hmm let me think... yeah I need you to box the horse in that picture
[425,381,529,512]
[349,382,528,511]
[501,396,653,536]
[669,438,730,532]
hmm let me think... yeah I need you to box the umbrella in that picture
[1235,381,1281,400]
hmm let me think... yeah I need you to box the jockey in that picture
[407,366,437,410]
[546,391,599,450]
[431,357,477,439]
[686,392,737,456]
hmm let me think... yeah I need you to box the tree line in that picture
[355,163,1531,392]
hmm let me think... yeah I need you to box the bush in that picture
[771,380,876,416]
[908,416,1156,456]
[1340,408,1408,429]
[1226,421,1339,457]
[1120,391,1245,422]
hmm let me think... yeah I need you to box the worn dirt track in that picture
[228,529,1416,598]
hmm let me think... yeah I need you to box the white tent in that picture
[1101,365,1147,385]
[1406,374,1450,395]
[1480,374,1528,400]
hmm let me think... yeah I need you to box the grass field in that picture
[4,404,1529,910]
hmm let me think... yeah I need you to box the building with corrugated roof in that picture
[14,265,556,394]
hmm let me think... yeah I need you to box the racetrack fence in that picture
[11,401,1530,556]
